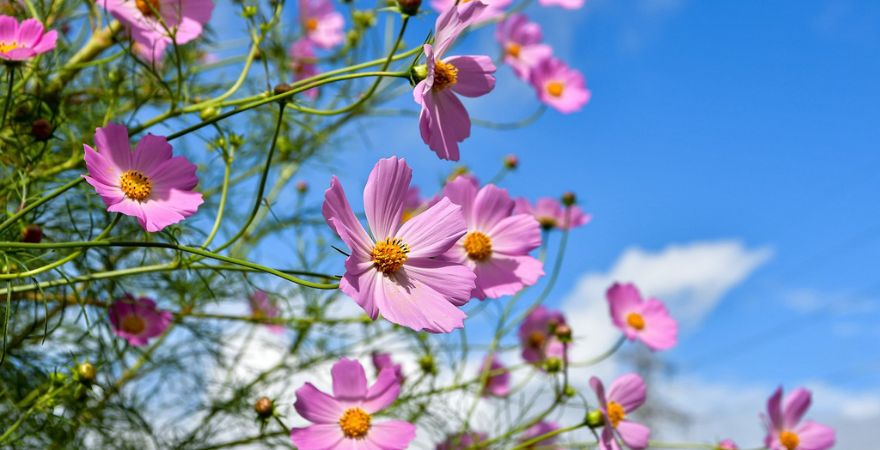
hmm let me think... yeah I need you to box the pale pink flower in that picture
[430,0,512,23]
[291,358,416,449]
[479,355,510,397]
[590,373,651,450]
[521,421,561,449]
[539,0,583,10]
[249,290,283,334]
[299,0,344,49]
[289,38,318,99]
[108,295,172,346]
[495,14,552,79]
[83,123,204,232]
[763,387,835,450]
[99,0,215,62]
[518,306,566,365]
[529,57,590,113]
[514,197,591,230]
[441,176,543,299]
[322,157,476,333]
[0,15,57,61]
[606,282,678,351]
[717,439,738,450]
[372,352,404,382]
[414,1,496,161]
[437,432,487,450]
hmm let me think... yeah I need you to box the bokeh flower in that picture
[436,431,487,450]
[717,439,739,450]
[495,14,552,79]
[518,306,567,365]
[322,157,476,333]
[99,0,214,62]
[108,295,172,346]
[83,123,204,232]
[249,290,283,334]
[291,358,416,449]
[606,282,678,351]
[430,0,512,23]
[372,352,405,383]
[514,197,591,230]
[529,57,590,113]
[521,421,561,449]
[0,15,57,61]
[763,387,835,450]
[538,0,583,10]
[590,373,651,450]
[441,176,543,299]
[289,38,318,99]
[479,355,510,397]
[299,0,344,49]
[414,1,496,161]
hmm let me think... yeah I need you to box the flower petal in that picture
[606,282,643,333]
[471,184,513,230]
[15,19,44,48]
[404,257,475,307]
[364,157,410,241]
[766,387,784,431]
[133,134,173,175]
[637,299,678,351]
[794,421,835,450]
[607,373,646,412]
[294,382,345,424]
[0,16,17,43]
[397,197,467,259]
[366,420,417,450]
[487,214,541,255]
[782,387,811,430]
[448,55,496,98]
[616,420,650,450]
[331,358,368,401]
[361,367,401,413]
[290,424,344,450]
[441,175,479,224]
[375,270,467,333]
[94,123,133,171]
[323,176,374,257]
[590,376,607,408]
[472,254,543,299]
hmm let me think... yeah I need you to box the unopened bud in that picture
[296,181,309,193]
[585,409,605,428]
[543,357,562,373]
[554,324,572,343]
[564,385,576,397]
[199,107,218,120]
[397,0,421,15]
[242,5,258,17]
[21,224,42,243]
[503,154,518,170]
[418,355,437,375]
[446,166,469,182]
[273,83,293,101]
[561,191,576,206]
[31,119,52,141]
[76,362,96,384]
[254,396,274,418]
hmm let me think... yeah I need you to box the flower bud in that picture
[561,191,576,206]
[296,181,309,193]
[504,154,518,170]
[242,5,258,17]
[585,409,605,428]
[564,385,576,397]
[397,0,421,15]
[418,355,437,375]
[199,106,219,120]
[76,362,96,384]
[254,396,274,418]
[446,166,470,182]
[543,357,563,373]
[49,371,67,386]
[554,324,572,343]
[31,119,52,141]
[21,224,42,243]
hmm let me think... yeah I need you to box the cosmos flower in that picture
[414,1,496,161]
[513,197,591,230]
[83,123,204,232]
[441,176,543,299]
[538,0,583,10]
[479,355,510,398]
[606,282,678,351]
[99,0,214,62]
[299,0,344,49]
[108,295,173,346]
[430,0,512,23]
[289,38,318,99]
[518,306,567,365]
[372,352,405,383]
[590,373,651,450]
[0,15,57,61]
[716,439,739,450]
[520,421,561,450]
[436,431,488,450]
[291,358,416,449]
[322,157,476,333]
[763,387,835,450]
[529,57,590,113]
[249,290,283,334]
[495,14,552,79]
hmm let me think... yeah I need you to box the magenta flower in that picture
[514,197,591,230]
[495,14,552,79]
[479,355,510,398]
[249,290,283,334]
[590,374,651,450]
[441,176,543,299]
[299,0,344,49]
[83,123,204,232]
[529,57,590,113]
[99,0,214,62]
[108,295,173,346]
[538,0,583,10]
[518,306,567,365]
[0,15,57,61]
[430,0,512,23]
[521,421,561,449]
[436,432,487,450]
[763,387,835,450]
[414,1,497,161]
[372,352,404,383]
[717,439,738,450]
[606,282,678,351]
[289,38,318,99]
[291,358,416,449]
[322,157,476,333]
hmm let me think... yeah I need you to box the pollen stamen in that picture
[432,59,459,91]
[779,431,800,450]
[119,170,153,202]
[463,231,492,261]
[546,81,565,97]
[371,238,409,274]
[606,401,625,428]
[528,330,545,349]
[626,312,645,331]
[136,0,161,16]
[339,408,371,439]
[0,41,19,53]
[506,43,521,59]
[121,315,146,335]
[305,18,319,31]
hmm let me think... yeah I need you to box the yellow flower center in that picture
[371,238,409,274]
[463,231,492,262]
[607,401,625,428]
[401,209,416,223]
[338,408,371,439]
[506,43,521,59]
[305,18,319,32]
[136,0,161,16]
[537,216,557,228]
[546,81,565,97]
[432,59,459,91]
[119,170,153,202]
[121,314,146,335]
[0,41,18,53]
[528,330,545,349]
[779,431,800,450]
[626,312,645,331]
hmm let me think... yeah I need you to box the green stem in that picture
[509,423,584,450]
[1,68,14,129]
[0,178,84,233]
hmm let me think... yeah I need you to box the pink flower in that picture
[289,38,318,99]
[538,0,583,10]
[99,0,214,62]
[436,432,487,450]
[322,157,476,333]
[0,15,57,61]
[717,439,739,450]
[529,57,590,113]
[249,290,283,334]
[606,282,678,351]
[514,197,591,230]
[495,14,552,79]
[763,387,835,450]
[430,0,512,23]
[521,421,561,449]
[83,123,204,233]
[291,358,416,450]
[479,355,510,397]
[299,0,344,49]
[108,295,173,346]
[590,374,651,450]
[372,352,404,383]
[414,1,496,161]
[441,176,543,299]
[518,306,566,365]
[401,186,428,222]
